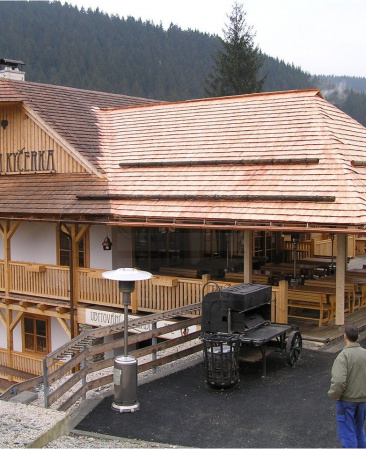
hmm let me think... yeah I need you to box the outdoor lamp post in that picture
[102,267,152,413]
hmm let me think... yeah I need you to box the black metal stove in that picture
[201,282,302,387]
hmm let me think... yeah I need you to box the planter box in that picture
[152,276,178,287]
[26,264,46,273]
[88,270,104,279]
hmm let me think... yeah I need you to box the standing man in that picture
[328,324,366,448]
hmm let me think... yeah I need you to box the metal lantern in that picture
[102,268,152,412]
[102,236,112,251]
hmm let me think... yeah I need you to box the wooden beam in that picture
[37,303,52,311]
[244,230,252,283]
[75,225,90,244]
[2,298,16,305]
[336,234,346,326]
[1,220,20,296]
[19,301,32,309]
[56,306,68,314]
[6,308,12,378]
[10,311,23,331]
[57,317,71,338]
[0,309,6,328]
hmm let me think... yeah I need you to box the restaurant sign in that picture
[0,148,56,174]
[85,308,196,339]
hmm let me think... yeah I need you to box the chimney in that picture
[0,59,25,81]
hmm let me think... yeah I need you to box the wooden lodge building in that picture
[1,64,366,381]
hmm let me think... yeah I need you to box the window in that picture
[57,227,89,267]
[23,316,50,354]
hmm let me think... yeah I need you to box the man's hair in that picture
[344,324,359,342]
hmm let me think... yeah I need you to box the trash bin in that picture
[112,355,139,413]
[202,335,240,388]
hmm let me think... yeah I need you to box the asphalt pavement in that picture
[75,338,366,448]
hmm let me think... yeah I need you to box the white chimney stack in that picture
[0,59,25,81]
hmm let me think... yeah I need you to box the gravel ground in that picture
[45,432,178,448]
[0,342,203,448]
[0,401,68,448]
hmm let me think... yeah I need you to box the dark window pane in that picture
[78,251,85,267]
[24,317,34,334]
[36,319,46,337]
[36,336,47,353]
[60,233,70,251]
[24,333,34,351]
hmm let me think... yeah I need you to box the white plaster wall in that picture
[112,227,133,268]
[0,317,6,349]
[13,319,22,352]
[51,317,70,351]
[0,313,22,352]
[11,222,57,264]
[90,225,113,269]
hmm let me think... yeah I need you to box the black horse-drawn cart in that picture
[201,282,302,387]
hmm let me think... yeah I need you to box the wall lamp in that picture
[102,236,112,250]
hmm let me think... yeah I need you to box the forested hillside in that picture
[1,1,365,125]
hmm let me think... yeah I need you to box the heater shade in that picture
[102,267,152,282]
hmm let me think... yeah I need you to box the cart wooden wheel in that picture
[285,331,302,366]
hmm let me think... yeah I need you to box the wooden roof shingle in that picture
[92,89,366,227]
[2,83,366,230]
[0,78,159,173]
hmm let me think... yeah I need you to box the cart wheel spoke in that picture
[285,331,302,366]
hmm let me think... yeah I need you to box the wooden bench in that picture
[224,272,269,284]
[159,267,198,279]
[287,289,333,326]
[305,280,359,313]
[346,272,366,308]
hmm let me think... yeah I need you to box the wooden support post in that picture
[61,223,89,340]
[243,230,252,284]
[202,273,211,285]
[131,289,138,314]
[0,220,20,378]
[272,280,288,324]
[6,308,12,380]
[0,220,20,296]
[336,233,347,326]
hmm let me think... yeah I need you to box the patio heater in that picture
[102,267,152,413]
[291,233,299,284]
[224,230,233,273]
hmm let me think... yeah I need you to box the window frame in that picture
[22,314,50,356]
[56,226,90,268]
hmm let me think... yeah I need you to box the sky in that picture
[61,0,366,78]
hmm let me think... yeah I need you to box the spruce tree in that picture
[205,2,267,97]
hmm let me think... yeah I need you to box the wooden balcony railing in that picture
[10,262,70,299]
[0,349,63,380]
[0,261,232,314]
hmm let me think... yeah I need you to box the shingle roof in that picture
[2,85,366,229]
[91,89,366,227]
[0,174,110,216]
[0,78,158,172]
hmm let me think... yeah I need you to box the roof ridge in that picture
[0,78,156,102]
[99,88,323,113]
